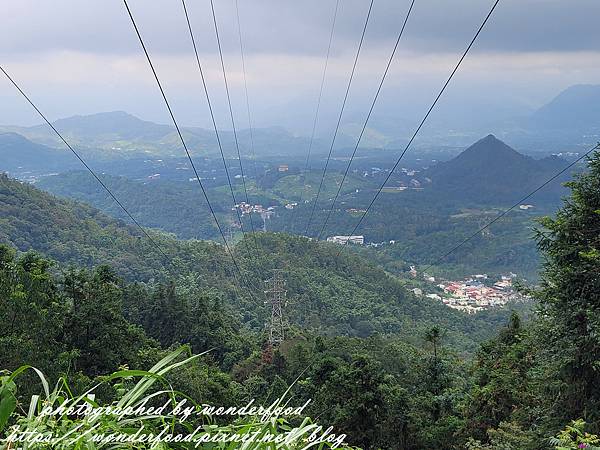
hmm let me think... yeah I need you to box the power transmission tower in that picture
[264,269,287,345]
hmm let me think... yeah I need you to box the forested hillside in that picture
[3,0,600,447]
[2,152,599,449]
[6,133,581,280]
[0,245,477,448]
[34,170,548,280]
[0,172,515,351]
[37,171,227,240]
[0,132,76,173]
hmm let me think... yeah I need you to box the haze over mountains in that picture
[10,131,574,282]
[528,84,600,132]
[1,84,599,163]
[3,2,600,446]
[0,111,318,162]
[0,132,77,173]
[0,81,592,281]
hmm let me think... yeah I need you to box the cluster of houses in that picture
[412,271,524,313]
[366,239,396,248]
[233,202,275,217]
[326,235,365,245]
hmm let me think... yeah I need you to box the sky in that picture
[2,0,600,137]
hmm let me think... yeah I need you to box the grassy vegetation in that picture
[1,347,355,449]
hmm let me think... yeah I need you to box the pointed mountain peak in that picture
[426,134,568,204]
[428,134,534,182]
[474,133,506,147]
[458,134,521,160]
[482,133,499,141]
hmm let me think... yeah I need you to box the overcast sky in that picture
[2,0,600,135]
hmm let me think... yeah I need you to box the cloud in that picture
[1,0,599,129]
[3,0,599,57]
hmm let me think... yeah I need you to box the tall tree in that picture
[0,247,68,376]
[533,152,600,430]
[63,266,151,375]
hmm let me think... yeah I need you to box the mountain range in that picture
[0,111,318,161]
[1,84,599,162]
[9,133,578,281]
[334,83,600,150]
[528,84,600,132]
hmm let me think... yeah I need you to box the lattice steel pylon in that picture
[264,269,287,345]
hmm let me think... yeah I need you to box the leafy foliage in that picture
[530,153,600,431]
[1,347,356,449]
[550,420,600,450]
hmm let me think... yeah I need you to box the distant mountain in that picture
[427,134,570,204]
[0,132,77,175]
[529,84,600,132]
[1,111,191,159]
[0,111,318,160]
[48,111,173,141]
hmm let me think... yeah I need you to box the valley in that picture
[6,118,575,283]
[1,88,599,449]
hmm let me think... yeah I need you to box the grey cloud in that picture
[2,0,600,59]
[2,0,600,131]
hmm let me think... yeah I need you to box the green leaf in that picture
[0,385,17,432]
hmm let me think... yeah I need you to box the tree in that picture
[532,152,600,431]
[63,266,152,375]
[0,248,70,378]
[464,312,533,442]
[425,325,442,360]
[315,355,387,448]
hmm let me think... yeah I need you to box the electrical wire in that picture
[208,0,260,254]
[421,142,600,273]
[316,0,417,241]
[123,0,258,296]
[234,0,262,227]
[290,0,340,235]
[180,0,254,260]
[337,0,502,255]
[304,0,375,237]
[0,65,170,262]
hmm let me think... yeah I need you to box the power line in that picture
[180,0,254,260]
[0,65,169,262]
[291,0,340,234]
[208,0,260,254]
[304,0,375,237]
[422,143,600,273]
[316,0,416,241]
[338,0,502,255]
[234,0,261,209]
[123,0,255,294]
